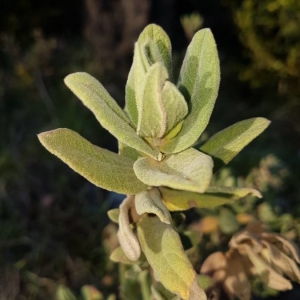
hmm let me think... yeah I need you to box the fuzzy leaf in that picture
[160,29,220,154]
[137,215,207,300]
[64,72,159,159]
[135,189,171,224]
[38,128,148,194]
[133,148,213,193]
[200,117,271,171]
[160,186,262,211]
[161,81,188,137]
[137,63,168,138]
[117,196,141,261]
[125,42,150,125]
[138,24,173,78]
[118,141,140,161]
[125,24,173,124]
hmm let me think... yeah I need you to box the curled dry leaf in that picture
[201,223,300,300]
[135,188,172,224]
[117,196,141,261]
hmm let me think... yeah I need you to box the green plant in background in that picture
[180,12,203,41]
[229,0,300,91]
[38,24,271,299]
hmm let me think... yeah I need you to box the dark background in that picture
[1,0,300,299]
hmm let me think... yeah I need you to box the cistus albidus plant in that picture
[38,24,271,299]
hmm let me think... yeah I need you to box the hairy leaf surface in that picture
[135,189,171,224]
[160,186,262,211]
[118,196,141,261]
[200,117,271,171]
[137,216,207,300]
[160,29,220,154]
[137,63,168,138]
[138,24,173,78]
[133,148,213,193]
[65,72,159,159]
[161,81,188,137]
[38,128,147,194]
[118,141,140,161]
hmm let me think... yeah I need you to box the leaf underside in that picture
[135,189,172,224]
[160,186,262,211]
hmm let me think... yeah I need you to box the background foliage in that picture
[1,0,300,299]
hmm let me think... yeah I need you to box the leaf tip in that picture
[64,72,88,88]
[251,189,263,199]
[37,129,55,145]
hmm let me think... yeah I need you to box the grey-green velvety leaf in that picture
[137,63,168,138]
[65,73,159,159]
[161,81,188,136]
[118,141,140,161]
[142,37,164,66]
[135,189,171,224]
[200,117,271,171]
[125,42,150,125]
[160,186,262,211]
[138,24,173,79]
[133,148,213,193]
[38,128,148,194]
[137,215,207,300]
[117,196,141,261]
[160,29,220,154]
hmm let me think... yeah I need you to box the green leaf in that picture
[200,117,271,171]
[64,72,160,159]
[117,196,141,261]
[125,24,173,125]
[137,215,206,300]
[138,24,173,79]
[161,81,188,137]
[133,148,213,193]
[38,128,148,194]
[160,29,220,154]
[125,42,150,125]
[160,186,262,211]
[137,63,168,138]
[135,189,171,224]
[118,141,140,161]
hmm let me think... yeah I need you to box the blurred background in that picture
[1,0,300,299]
